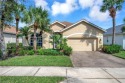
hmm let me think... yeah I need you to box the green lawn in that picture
[0,76,65,83]
[0,55,73,67]
[113,51,125,59]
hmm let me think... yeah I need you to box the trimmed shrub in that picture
[7,43,23,56]
[11,48,16,56]
[7,43,16,49]
[23,46,33,50]
[37,49,63,55]
[37,49,44,55]
[0,50,2,58]
[18,50,25,56]
[37,46,42,49]
[27,50,34,55]
[103,44,122,54]
[7,47,16,57]
[7,43,23,49]
[63,46,72,56]
[43,49,63,55]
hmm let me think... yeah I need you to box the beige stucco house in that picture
[24,19,105,51]
[51,19,105,51]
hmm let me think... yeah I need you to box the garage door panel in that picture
[67,38,97,51]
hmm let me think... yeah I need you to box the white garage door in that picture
[67,38,97,51]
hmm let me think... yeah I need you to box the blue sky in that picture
[19,0,125,29]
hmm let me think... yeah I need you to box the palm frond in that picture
[22,6,50,34]
[100,0,124,12]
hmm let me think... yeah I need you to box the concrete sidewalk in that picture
[0,66,125,83]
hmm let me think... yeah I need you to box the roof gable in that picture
[50,21,66,27]
[3,25,17,34]
[61,19,106,32]
[61,21,73,27]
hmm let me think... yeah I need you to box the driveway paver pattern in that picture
[71,51,125,67]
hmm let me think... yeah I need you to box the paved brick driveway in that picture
[71,51,125,67]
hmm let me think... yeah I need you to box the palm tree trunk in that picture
[112,17,115,45]
[16,19,19,55]
[26,39,29,46]
[26,37,29,46]
[0,16,6,60]
[33,28,37,52]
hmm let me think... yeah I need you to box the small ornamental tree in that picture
[19,26,32,46]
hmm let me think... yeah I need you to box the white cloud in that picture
[79,0,94,9]
[51,0,78,16]
[89,6,109,21]
[94,0,103,6]
[79,0,109,22]
[78,0,103,9]
[34,0,50,10]
[33,0,109,22]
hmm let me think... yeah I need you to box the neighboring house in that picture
[3,25,22,47]
[104,24,125,50]
[24,19,105,51]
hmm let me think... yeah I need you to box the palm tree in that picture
[39,17,51,48]
[0,0,25,58]
[39,17,51,37]
[22,7,50,52]
[19,26,32,46]
[12,3,25,55]
[100,0,124,45]
[0,0,16,59]
[52,33,63,49]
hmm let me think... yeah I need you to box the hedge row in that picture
[7,43,72,56]
[103,44,122,54]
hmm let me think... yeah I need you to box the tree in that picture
[50,33,68,50]
[50,33,62,49]
[12,3,25,55]
[22,7,50,52]
[0,0,16,59]
[13,3,25,54]
[19,26,32,46]
[39,18,51,48]
[100,0,124,45]
[37,10,51,48]
[0,0,25,58]
[39,17,51,42]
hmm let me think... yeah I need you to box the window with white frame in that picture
[30,34,42,46]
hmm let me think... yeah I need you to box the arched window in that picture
[30,33,42,46]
